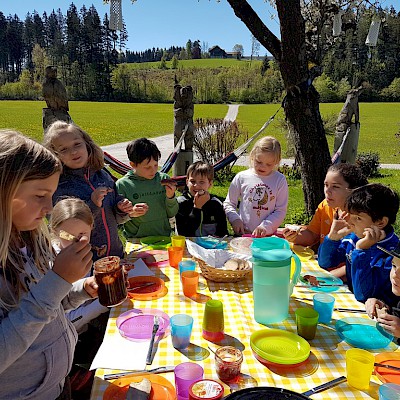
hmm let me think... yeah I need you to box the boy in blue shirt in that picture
[318,183,399,305]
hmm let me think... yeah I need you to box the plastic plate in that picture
[299,271,343,293]
[194,236,228,249]
[140,236,171,250]
[375,352,400,384]
[336,317,393,349]
[292,245,314,261]
[127,276,168,300]
[116,308,170,342]
[250,328,310,365]
[103,373,176,400]
[230,237,253,256]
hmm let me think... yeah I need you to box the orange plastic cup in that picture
[181,271,199,297]
[168,246,184,269]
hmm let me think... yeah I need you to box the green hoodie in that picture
[116,170,178,238]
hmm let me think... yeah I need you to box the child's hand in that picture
[356,225,386,250]
[53,236,93,284]
[193,190,210,209]
[117,198,133,214]
[377,313,400,338]
[161,180,177,199]
[365,298,387,319]
[91,186,113,208]
[282,228,299,242]
[129,202,149,218]
[231,219,245,235]
[328,210,351,241]
[84,276,98,298]
[252,226,268,238]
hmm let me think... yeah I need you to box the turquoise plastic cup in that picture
[179,260,196,275]
[170,314,194,349]
[313,293,335,324]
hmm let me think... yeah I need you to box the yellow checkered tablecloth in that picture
[90,240,396,399]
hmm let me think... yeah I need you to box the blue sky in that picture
[2,1,399,56]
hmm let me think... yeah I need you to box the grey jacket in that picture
[0,264,91,399]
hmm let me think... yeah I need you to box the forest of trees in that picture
[0,3,399,103]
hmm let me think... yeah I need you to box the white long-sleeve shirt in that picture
[223,169,288,235]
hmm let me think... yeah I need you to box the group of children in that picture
[1,121,400,399]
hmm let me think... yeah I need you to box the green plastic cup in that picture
[295,307,319,340]
[202,299,224,342]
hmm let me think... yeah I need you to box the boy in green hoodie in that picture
[116,138,178,238]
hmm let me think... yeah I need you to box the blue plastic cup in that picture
[379,383,400,400]
[179,260,196,276]
[170,314,194,349]
[313,293,335,324]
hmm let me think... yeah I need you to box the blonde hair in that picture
[43,121,104,171]
[0,130,62,310]
[249,136,281,167]
[50,197,94,234]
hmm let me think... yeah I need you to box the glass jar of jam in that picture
[215,346,243,383]
[189,379,224,400]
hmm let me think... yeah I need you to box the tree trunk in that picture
[226,0,332,215]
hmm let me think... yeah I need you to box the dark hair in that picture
[186,161,214,181]
[327,163,368,189]
[345,183,399,226]
[126,138,161,164]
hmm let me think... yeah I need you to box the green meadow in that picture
[0,100,399,162]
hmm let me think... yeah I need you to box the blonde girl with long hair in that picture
[0,130,94,400]
[223,136,288,237]
[44,121,133,261]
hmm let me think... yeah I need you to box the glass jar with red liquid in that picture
[215,346,243,383]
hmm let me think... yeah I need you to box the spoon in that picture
[211,235,228,248]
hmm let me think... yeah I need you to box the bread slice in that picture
[126,378,151,400]
[375,304,388,319]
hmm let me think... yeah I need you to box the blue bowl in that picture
[336,317,393,349]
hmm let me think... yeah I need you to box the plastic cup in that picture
[295,307,319,340]
[379,383,400,400]
[181,271,199,297]
[170,314,194,349]
[174,362,204,400]
[346,348,375,390]
[179,260,197,276]
[172,235,186,248]
[168,246,184,269]
[202,299,224,342]
[313,293,335,324]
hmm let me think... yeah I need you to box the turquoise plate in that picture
[299,271,343,293]
[336,317,393,349]
[195,236,228,249]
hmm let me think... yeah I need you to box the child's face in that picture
[131,157,159,180]
[12,173,60,231]
[345,211,375,238]
[56,218,92,249]
[390,257,400,296]
[252,151,277,177]
[52,131,88,170]
[187,173,212,197]
[324,171,351,209]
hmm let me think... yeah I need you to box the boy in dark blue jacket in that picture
[318,183,399,305]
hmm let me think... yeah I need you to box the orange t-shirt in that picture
[307,199,336,244]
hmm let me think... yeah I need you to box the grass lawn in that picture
[0,101,227,145]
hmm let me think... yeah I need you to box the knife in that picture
[334,308,367,313]
[301,375,347,397]
[374,362,400,372]
[104,366,175,380]
[146,315,160,365]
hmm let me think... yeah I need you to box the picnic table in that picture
[90,238,397,399]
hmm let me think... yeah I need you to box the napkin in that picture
[90,329,149,371]
[127,258,154,278]
[186,239,251,268]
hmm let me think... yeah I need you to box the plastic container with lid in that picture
[189,379,224,400]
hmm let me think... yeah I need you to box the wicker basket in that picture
[195,258,252,283]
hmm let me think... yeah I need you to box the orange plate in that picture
[103,373,176,400]
[127,276,168,300]
[375,352,400,384]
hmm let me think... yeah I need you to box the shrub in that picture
[193,118,248,183]
[356,152,380,177]
[279,164,302,181]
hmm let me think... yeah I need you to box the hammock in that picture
[104,106,281,185]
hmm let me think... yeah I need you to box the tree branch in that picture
[226,0,282,61]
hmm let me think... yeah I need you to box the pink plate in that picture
[116,308,170,342]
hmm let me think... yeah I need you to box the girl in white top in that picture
[223,136,288,237]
